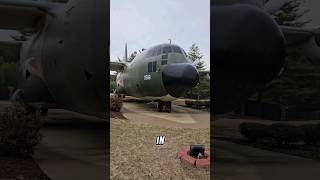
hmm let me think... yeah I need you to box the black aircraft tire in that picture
[157,103,163,112]
[40,108,48,116]
[165,102,172,113]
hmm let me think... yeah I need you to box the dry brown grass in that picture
[110,118,210,180]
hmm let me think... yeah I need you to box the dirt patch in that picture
[0,155,51,180]
[110,118,210,179]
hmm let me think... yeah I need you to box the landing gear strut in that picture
[157,101,171,113]
[11,89,49,116]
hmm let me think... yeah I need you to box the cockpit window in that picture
[182,49,188,57]
[151,48,157,56]
[163,46,172,54]
[156,48,162,55]
[146,49,153,58]
[172,46,182,54]
[146,45,184,58]
[146,47,162,58]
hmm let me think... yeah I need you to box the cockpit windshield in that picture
[172,46,182,54]
[145,45,185,58]
[162,46,172,54]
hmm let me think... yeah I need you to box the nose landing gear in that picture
[156,101,172,113]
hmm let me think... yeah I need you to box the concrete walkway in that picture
[122,101,210,128]
[34,109,108,180]
[213,139,320,180]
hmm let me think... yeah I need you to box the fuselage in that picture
[17,0,108,117]
[116,43,199,102]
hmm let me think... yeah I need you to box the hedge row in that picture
[0,104,42,158]
[110,94,123,112]
[240,122,320,146]
[185,100,210,109]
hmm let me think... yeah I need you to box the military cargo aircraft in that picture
[212,0,320,114]
[111,43,207,112]
[0,0,108,118]
[0,0,318,118]
[111,0,320,114]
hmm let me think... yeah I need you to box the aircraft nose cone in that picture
[162,63,199,98]
[212,5,286,114]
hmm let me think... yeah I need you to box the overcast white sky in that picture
[302,0,320,28]
[110,0,210,70]
[0,0,319,70]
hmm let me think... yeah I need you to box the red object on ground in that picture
[177,147,210,168]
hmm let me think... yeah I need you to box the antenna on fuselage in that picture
[168,39,172,44]
[124,43,128,62]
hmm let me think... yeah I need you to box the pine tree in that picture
[258,0,316,109]
[187,43,206,71]
[185,44,209,99]
[269,0,311,27]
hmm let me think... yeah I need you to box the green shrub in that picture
[185,100,210,109]
[240,123,269,143]
[110,80,117,92]
[239,122,320,147]
[269,123,303,146]
[110,94,123,112]
[0,104,42,158]
[240,122,304,146]
[185,100,193,107]
[0,62,19,87]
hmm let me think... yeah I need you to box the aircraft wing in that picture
[281,26,318,46]
[110,61,127,72]
[0,0,59,31]
[198,70,210,80]
[281,26,320,60]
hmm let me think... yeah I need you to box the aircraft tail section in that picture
[124,43,128,62]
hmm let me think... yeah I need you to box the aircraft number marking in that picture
[144,74,151,80]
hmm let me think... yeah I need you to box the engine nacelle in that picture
[115,72,127,94]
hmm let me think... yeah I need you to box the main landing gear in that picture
[156,101,171,113]
[11,89,48,116]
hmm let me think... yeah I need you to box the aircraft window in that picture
[182,49,188,57]
[161,60,167,65]
[148,62,152,72]
[152,61,157,72]
[146,49,153,58]
[163,46,172,54]
[156,48,162,55]
[162,54,168,59]
[151,48,157,56]
[172,46,182,54]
